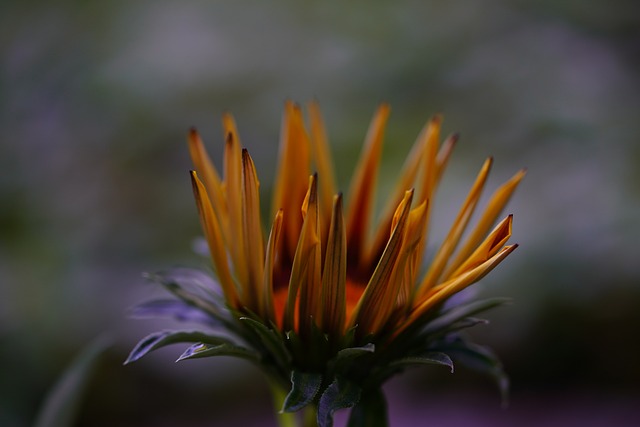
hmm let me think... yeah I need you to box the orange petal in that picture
[263,209,284,325]
[398,244,518,337]
[224,131,247,288]
[443,169,525,279]
[283,175,320,332]
[190,171,239,308]
[320,193,347,338]
[187,128,229,240]
[447,214,513,279]
[272,101,312,262]
[346,104,391,270]
[368,117,437,265]
[416,157,493,301]
[241,149,265,311]
[307,100,337,246]
[350,189,414,337]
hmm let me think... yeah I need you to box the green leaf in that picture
[240,317,292,366]
[389,351,454,373]
[124,330,233,364]
[317,377,361,427]
[281,371,323,412]
[347,388,388,427]
[34,336,111,427]
[176,342,260,362]
[421,297,510,336]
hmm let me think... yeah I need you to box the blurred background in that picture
[1,0,639,426]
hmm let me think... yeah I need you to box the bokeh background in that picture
[2,0,639,426]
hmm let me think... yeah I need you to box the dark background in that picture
[2,0,639,426]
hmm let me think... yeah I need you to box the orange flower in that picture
[189,101,523,347]
[128,101,524,427]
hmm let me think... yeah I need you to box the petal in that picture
[368,116,439,265]
[187,128,229,239]
[284,175,320,332]
[241,149,265,311]
[272,101,312,262]
[447,215,513,278]
[263,209,284,324]
[190,171,239,308]
[224,131,247,286]
[350,189,414,337]
[416,157,493,301]
[442,168,526,279]
[346,104,391,270]
[307,100,337,244]
[398,244,518,336]
[320,193,347,338]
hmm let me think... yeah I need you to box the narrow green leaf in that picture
[124,331,233,364]
[347,388,388,427]
[34,336,111,427]
[389,351,454,373]
[176,342,260,362]
[317,377,361,427]
[421,297,510,336]
[240,317,292,365]
[282,371,323,413]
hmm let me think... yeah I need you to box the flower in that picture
[126,101,525,427]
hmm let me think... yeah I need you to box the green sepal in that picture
[389,351,454,373]
[317,377,362,427]
[281,370,323,413]
[421,297,510,336]
[176,342,260,363]
[346,387,388,427]
[331,343,375,373]
[240,317,292,366]
[144,270,229,325]
[124,331,232,364]
[436,337,509,405]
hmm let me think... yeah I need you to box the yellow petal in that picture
[307,100,337,245]
[398,244,518,337]
[190,171,239,308]
[187,128,229,240]
[272,101,312,262]
[241,149,265,311]
[434,132,458,184]
[350,189,414,337]
[368,117,438,265]
[284,175,320,332]
[224,131,248,289]
[320,193,347,338]
[416,157,493,301]
[346,104,391,270]
[263,209,284,324]
[442,169,526,279]
[447,214,512,278]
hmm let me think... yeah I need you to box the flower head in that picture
[127,101,525,427]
